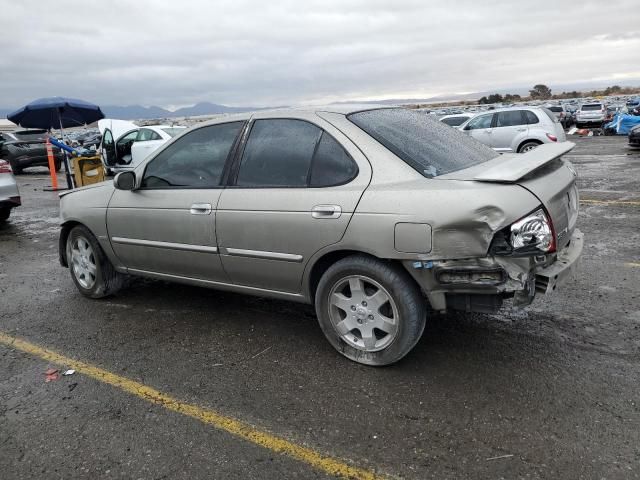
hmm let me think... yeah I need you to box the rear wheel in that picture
[66,225,126,298]
[315,255,426,366]
[518,141,541,153]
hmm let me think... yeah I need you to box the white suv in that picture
[459,107,567,153]
[575,103,606,127]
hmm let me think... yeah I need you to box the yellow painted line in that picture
[0,331,384,480]
[626,262,640,268]
[580,199,640,206]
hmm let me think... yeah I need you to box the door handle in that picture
[516,128,527,132]
[311,205,342,219]
[190,203,212,215]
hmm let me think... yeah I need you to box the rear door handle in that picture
[516,128,527,132]
[190,203,212,215]
[311,205,342,219]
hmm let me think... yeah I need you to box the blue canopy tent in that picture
[8,97,105,189]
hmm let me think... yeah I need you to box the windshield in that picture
[547,106,563,112]
[162,128,186,137]
[441,116,469,127]
[348,108,499,178]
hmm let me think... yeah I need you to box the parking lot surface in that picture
[1,136,639,479]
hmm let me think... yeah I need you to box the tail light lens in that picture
[546,133,558,142]
[510,208,556,254]
[489,208,557,256]
[0,160,12,174]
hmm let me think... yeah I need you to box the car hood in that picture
[98,119,138,141]
[59,180,113,198]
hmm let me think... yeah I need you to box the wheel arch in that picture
[305,249,408,303]
[517,138,543,153]
[59,220,84,267]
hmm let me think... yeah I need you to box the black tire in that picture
[518,141,541,153]
[315,255,426,366]
[66,225,126,298]
[9,159,22,175]
[0,207,10,222]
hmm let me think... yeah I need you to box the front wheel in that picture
[315,255,426,366]
[66,225,126,298]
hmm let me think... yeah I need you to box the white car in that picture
[98,119,186,174]
[575,103,606,127]
[439,113,475,128]
[459,107,566,153]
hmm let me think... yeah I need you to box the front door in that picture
[463,113,495,149]
[216,115,371,293]
[106,121,245,282]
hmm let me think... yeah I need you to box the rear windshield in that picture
[348,108,499,178]
[161,128,186,137]
[547,106,563,112]
[441,116,469,127]
[12,130,47,141]
[541,107,559,123]
[581,104,602,111]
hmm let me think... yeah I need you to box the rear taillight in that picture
[0,160,12,174]
[546,133,558,142]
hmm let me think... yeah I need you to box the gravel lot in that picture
[1,136,639,479]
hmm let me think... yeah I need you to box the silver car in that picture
[575,102,606,127]
[460,106,566,153]
[0,159,21,222]
[58,107,583,366]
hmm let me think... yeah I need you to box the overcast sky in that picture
[1,0,639,109]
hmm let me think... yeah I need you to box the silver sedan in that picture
[58,106,583,366]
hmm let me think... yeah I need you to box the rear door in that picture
[216,113,371,293]
[462,113,495,148]
[107,121,245,282]
[492,110,528,153]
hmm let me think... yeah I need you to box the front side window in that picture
[466,113,494,130]
[496,110,525,127]
[349,108,499,178]
[142,122,244,189]
[236,119,321,187]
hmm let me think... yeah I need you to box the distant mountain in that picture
[100,102,267,120]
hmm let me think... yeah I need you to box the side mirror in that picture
[114,171,136,191]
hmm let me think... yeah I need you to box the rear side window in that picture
[237,119,321,187]
[496,110,525,127]
[309,133,358,186]
[142,122,243,189]
[524,110,540,124]
[349,108,499,178]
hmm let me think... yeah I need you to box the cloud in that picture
[1,0,639,108]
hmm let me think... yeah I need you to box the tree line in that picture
[477,84,639,105]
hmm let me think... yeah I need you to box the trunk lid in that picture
[439,142,579,249]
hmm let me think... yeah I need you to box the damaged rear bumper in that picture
[403,229,583,313]
[533,229,583,294]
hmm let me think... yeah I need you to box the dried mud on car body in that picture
[1,137,640,480]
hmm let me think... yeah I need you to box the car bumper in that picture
[0,177,21,206]
[534,229,583,294]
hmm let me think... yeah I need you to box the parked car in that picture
[545,105,572,128]
[0,159,21,222]
[459,107,566,153]
[98,119,186,174]
[0,130,64,174]
[626,97,640,108]
[629,125,640,148]
[439,113,475,128]
[575,103,606,127]
[59,107,583,366]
